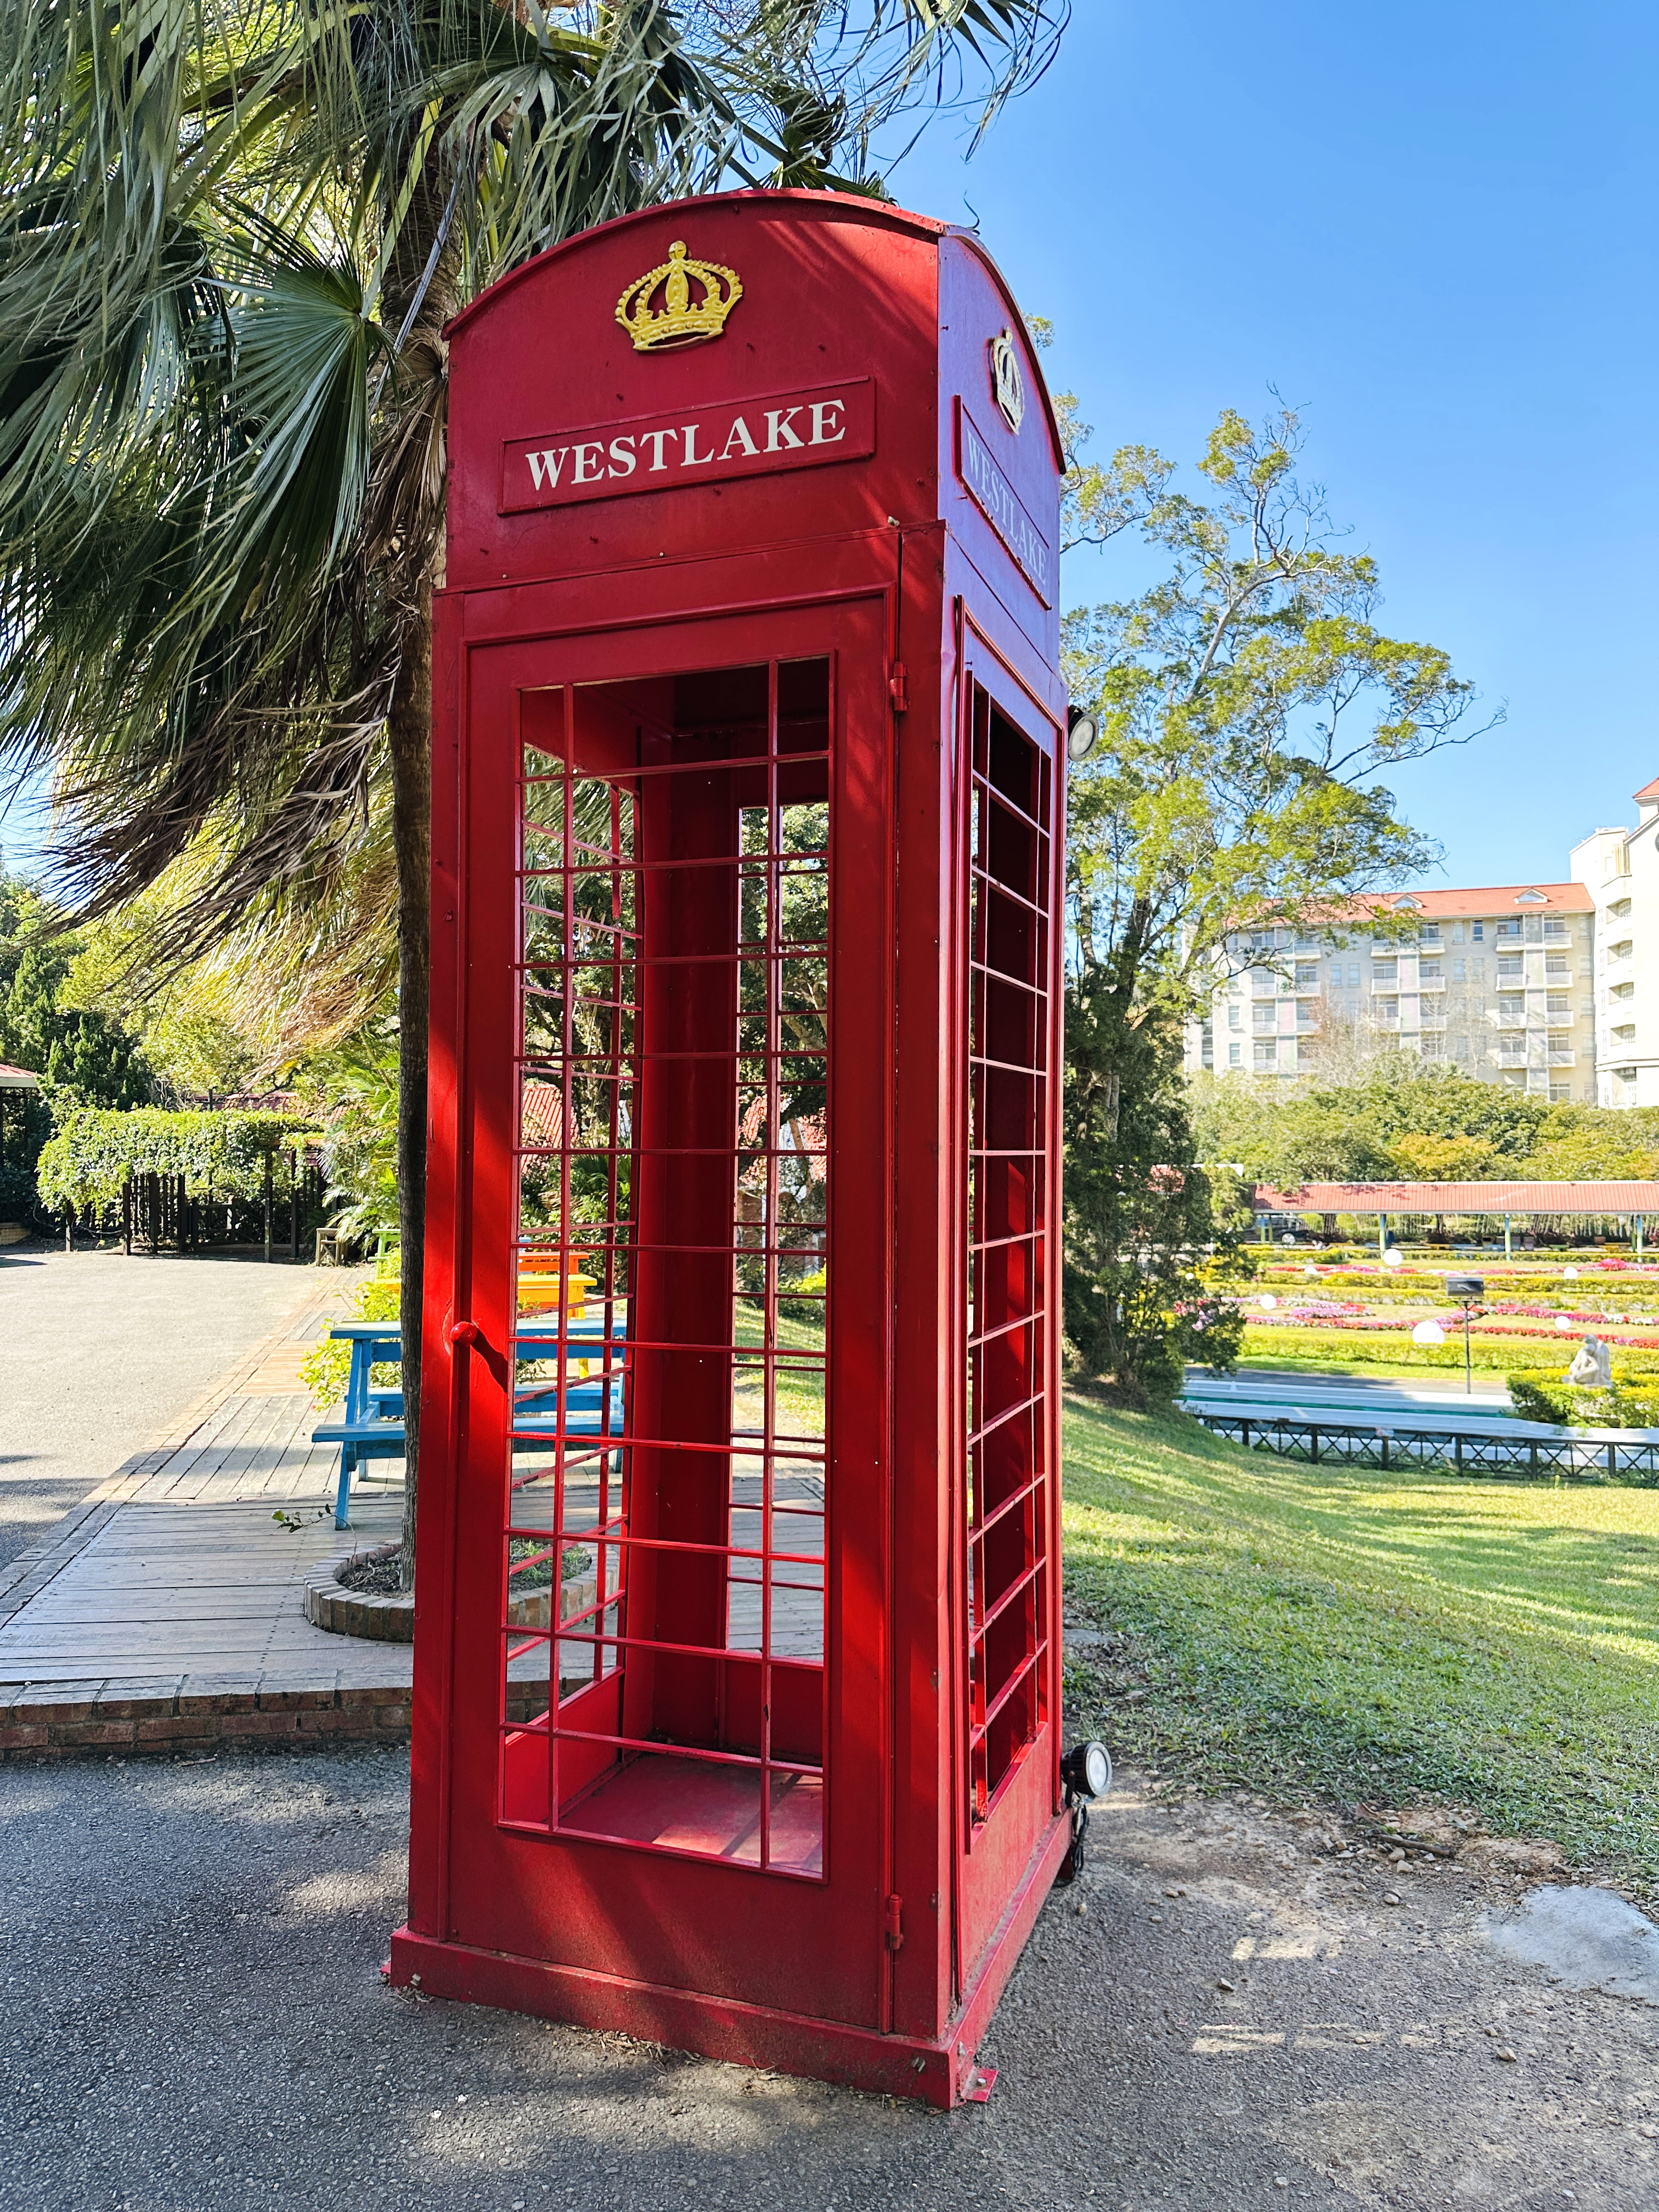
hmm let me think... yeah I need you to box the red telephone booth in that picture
[391,190,1074,2106]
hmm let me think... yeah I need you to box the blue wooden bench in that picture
[314,1316,625,1527]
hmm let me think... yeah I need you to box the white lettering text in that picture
[765,407,804,452]
[720,415,759,460]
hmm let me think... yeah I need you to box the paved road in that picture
[2,1749,1655,2210]
[1184,1367,1516,1416]
[0,1243,324,1570]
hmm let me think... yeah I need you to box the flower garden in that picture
[1229,1250,1659,1387]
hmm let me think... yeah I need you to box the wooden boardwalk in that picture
[0,1276,413,1698]
[1,1277,828,1730]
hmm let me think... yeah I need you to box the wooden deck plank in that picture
[0,1491,408,1685]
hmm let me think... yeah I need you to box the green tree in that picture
[1519,1115,1659,1182]
[1062,405,1494,1007]
[63,901,262,1101]
[1063,970,1245,1404]
[0,0,1063,1582]
[1386,1131,1502,1181]
[1190,1064,1659,1194]
[0,878,149,1109]
[1057,405,1487,1395]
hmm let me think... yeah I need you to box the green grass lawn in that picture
[1061,1395,1659,1890]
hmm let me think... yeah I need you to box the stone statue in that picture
[1564,1334,1612,1389]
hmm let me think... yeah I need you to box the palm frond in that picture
[0,0,1068,972]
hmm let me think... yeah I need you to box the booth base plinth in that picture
[388,1813,1070,2107]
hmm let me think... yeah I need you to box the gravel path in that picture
[0,1244,323,1569]
[3,1749,1656,2210]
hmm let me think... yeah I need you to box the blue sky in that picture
[882,0,1658,890]
[5,5,1652,890]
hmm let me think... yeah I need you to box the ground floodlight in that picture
[1060,1741,1113,1802]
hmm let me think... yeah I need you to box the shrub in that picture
[777,1267,826,1326]
[1507,1368,1659,1431]
[34,1105,317,1213]
[0,1159,42,1227]
[299,1274,402,1409]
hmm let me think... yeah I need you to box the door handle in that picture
[447,1319,481,1348]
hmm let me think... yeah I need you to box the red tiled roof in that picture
[1254,1181,1659,1215]
[1247,884,1594,935]
[1375,883,1593,918]
[1635,775,1659,804]
[0,1062,38,1088]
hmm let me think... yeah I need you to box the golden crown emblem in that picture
[615,240,743,353]
[989,329,1026,433]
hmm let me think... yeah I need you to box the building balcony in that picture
[1417,974,1447,991]
[1548,1049,1575,1067]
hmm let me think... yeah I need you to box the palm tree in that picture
[0,0,1066,1581]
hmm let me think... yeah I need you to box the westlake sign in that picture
[955,403,1053,607]
[500,378,873,515]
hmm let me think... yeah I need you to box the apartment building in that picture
[1572,780,1659,1108]
[1187,883,1598,1099]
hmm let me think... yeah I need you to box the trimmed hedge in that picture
[1506,1368,1659,1430]
[1253,1263,1659,1303]
[1238,1322,1659,1377]
[34,1107,318,1214]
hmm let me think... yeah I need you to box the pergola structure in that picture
[1251,1180,1659,1259]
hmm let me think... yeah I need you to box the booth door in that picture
[448,600,891,2025]
[953,646,1064,1985]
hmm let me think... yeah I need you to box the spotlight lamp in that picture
[1060,1740,1113,1802]
[1054,1740,1113,1888]
[1066,707,1099,763]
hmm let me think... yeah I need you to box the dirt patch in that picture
[1018,1770,1659,2205]
[336,1548,402,1596]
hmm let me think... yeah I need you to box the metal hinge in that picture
[888,662,909,713]
[885,1893,905,1952]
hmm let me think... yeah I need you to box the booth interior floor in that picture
[558,1750,824,1875]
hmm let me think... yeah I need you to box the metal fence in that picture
[1184,1407,1659,1485]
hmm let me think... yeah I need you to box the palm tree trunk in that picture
[389,580,433,1592]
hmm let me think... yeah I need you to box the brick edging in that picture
[302,1542,415,1641]
[0,1675,411,1762]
